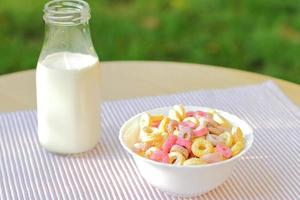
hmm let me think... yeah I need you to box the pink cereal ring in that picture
[162,154,170,163]
[178,130,192,141]
[176,138,192,153]
[179,123,192,134]
[193,127,209,137]
[216,144,232,158]
[194,111,207,118]
[150,150,169,162]
[150,150,164,162]
[186,111,195,117]
[162,134,177,153]
[180,121,196,129]
[150,150,169,163]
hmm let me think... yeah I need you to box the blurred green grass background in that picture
[0,0,300,84]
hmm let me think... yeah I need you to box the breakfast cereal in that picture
[133,105,245,165]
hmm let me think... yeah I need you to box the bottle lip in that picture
[43,0,91,26]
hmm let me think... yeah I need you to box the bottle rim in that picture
[43,0,91,26]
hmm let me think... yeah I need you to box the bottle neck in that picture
[43,0,90,26]
[39,0,97,62]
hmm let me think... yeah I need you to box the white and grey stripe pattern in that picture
[0,81,299,200]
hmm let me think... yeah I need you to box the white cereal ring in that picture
[168,109,182,122]
[206,133,224,146]
[170,144,189,159]
[201,152,224,163]
[173,104,186,119]
[139,113,151,128]
[133,142,148,152]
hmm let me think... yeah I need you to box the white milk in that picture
[36,52,101,154]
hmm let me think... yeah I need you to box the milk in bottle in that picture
[36,0,101,153]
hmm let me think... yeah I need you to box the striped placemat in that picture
[1,81,299,200]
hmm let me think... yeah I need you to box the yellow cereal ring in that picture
[173,104,186,119]
[137,151,145,157]
[191,138,213,157]
[168,152,186,165]
[140,126,156,136]
[219,131,233,147]
[168,109,182,122]
[139,126,152,139]
[140,127,160,136]
[183,117,199,127]
[231,141,244,156]
[145,147,160,158]
[140,127,163,143]
[212,112,232,128]
[183,158,205,166]
[159,117,170,132]
[232,126,244,144]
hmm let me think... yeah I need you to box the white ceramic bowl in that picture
[119,106,254,197]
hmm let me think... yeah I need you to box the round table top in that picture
[0,61,299,112]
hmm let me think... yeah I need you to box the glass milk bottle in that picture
[36,0,101,154]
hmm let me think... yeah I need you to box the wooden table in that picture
[0,61,299,112]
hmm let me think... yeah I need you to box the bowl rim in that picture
[119,106,254,169]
